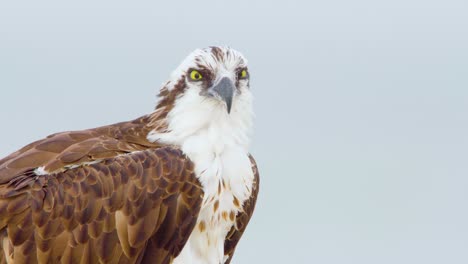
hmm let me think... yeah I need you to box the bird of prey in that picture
[0,46,259,264]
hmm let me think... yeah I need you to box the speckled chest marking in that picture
[171,134,254,264]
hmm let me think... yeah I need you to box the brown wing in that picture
[0,121,204,264]
[224,155,260,264]
[0,115,160,185]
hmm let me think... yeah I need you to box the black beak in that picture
[209,77,235,114]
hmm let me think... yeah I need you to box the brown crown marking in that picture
[210,46,224,62]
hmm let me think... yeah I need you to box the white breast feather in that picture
[148,84,254,264]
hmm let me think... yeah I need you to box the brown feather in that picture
[0,113,204,264]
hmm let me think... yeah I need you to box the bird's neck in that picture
[147,111,252,156]
[147,89,253,156]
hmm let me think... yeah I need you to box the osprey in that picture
[0,46,259,264]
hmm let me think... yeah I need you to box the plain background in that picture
[1,1,467,263]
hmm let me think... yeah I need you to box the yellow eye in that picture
[240,69,248,79]
[190,70,203,81]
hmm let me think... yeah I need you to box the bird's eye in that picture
[190,70,203,81]
[239,69,248,79]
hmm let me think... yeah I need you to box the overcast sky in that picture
[1,1,467,263]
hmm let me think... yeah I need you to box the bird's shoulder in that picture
[0,115,162,184]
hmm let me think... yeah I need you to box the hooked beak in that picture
[209,77,235,114]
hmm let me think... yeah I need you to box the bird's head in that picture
[148,46,253,145]
[163,46,250,113]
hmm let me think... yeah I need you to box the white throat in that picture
[148,87,253,150]
[148,87,255,264]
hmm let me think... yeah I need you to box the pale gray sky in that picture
[1,1,467,263]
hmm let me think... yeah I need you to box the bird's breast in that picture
[173,136,254,264]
